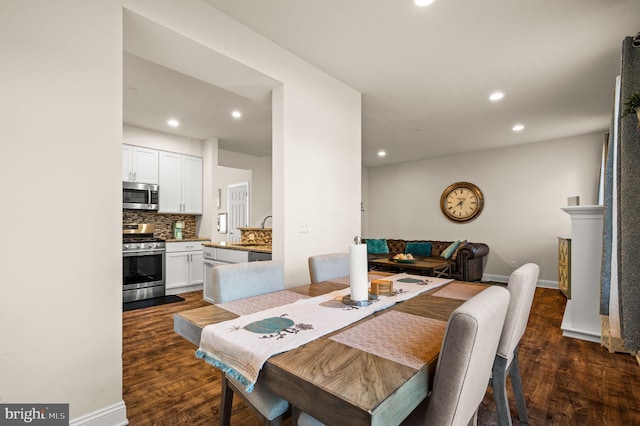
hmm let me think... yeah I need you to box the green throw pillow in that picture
[366,239,389,254]
[441,240,461,259]
[405,242,432,257]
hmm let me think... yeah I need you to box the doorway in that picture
[228,182,249,242]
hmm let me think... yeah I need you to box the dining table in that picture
[173,274,489,426]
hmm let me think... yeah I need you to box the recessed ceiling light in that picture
[489,91,504,101]
[414,0,434,6]
[512,124,525,132]
[167,119,180,127]
[377,150,387,157]
[231,110,242,119]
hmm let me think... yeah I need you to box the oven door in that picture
[123,249,165,302]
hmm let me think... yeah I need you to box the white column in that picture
[560,206,604,343]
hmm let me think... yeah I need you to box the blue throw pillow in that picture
[366,239,389,254]
[441,240,461,259]
[405,242,432,257]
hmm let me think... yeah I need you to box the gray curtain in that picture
[601,36,640,353]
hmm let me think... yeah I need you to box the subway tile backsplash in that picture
[122,210,197,240]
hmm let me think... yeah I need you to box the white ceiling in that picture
[123,52,274,157]
[124,1,640,167]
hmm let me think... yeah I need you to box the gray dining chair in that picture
[212,260,285,303]
[212,261,290,426]
[491,263,539,426]
[308,252,350,283]
[298,285,511,426]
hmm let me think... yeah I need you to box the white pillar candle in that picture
[349,243,369,302]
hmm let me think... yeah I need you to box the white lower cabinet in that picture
[166,242,205,292]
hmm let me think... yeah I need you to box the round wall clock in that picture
[440,182,484,223]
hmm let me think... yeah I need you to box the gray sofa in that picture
[364,238,489,282]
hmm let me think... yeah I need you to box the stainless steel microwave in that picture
[123,182,159,210]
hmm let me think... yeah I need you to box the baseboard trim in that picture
[166,283,203,295]
[69,400,128,426]
[481,274,558,290]
[561,301,601,343]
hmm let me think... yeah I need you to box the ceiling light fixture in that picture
[512,124,525,132]
[414,0,434,6]
[489,91,504,101]
[167,119,180,127]
[231,110,242,119]
[377,150,387,157]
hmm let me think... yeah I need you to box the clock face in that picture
[440,182,484,223]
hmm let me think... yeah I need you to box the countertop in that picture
[202,241,272,254]
[166,237,211,243]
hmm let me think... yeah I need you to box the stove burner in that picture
[122,224,165,252]
[122,234,165,243]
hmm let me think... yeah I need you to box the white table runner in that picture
[196,274,452,391]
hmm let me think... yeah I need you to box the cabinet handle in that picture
[133,172,137,181]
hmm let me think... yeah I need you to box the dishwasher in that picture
[203,246,233,303]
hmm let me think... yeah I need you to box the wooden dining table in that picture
[174,277,488,426]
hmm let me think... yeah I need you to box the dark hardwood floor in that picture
[123,287,640,425]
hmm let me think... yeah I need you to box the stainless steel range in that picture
[122,224,166,303]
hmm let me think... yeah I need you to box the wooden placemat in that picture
[431,283,487,301]
[329,311,446,369]
[215,290,310,315]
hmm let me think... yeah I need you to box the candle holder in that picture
[341,294,377,307]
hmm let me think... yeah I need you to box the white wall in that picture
[123,123,202,156]
[201,137,219,238]
[365,132,604,283]
[0,1,126,423]
[361,167,370,237]
[219,149,272,228]
[125,0,362,286]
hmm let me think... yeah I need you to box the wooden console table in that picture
[369,258,451,278]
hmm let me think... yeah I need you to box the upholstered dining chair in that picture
[212,261,290,426]
[491,263,539,426]
[212,260,285,303]
[297,285,511,426]
[308,252,350,283]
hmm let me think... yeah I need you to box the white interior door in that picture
[228,182,249,242]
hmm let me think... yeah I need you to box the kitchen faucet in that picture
[261,215,272,229]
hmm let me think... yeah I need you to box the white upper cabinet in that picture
[159,152,203,214]
[122,144,159,184]
[182,155,203,214]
